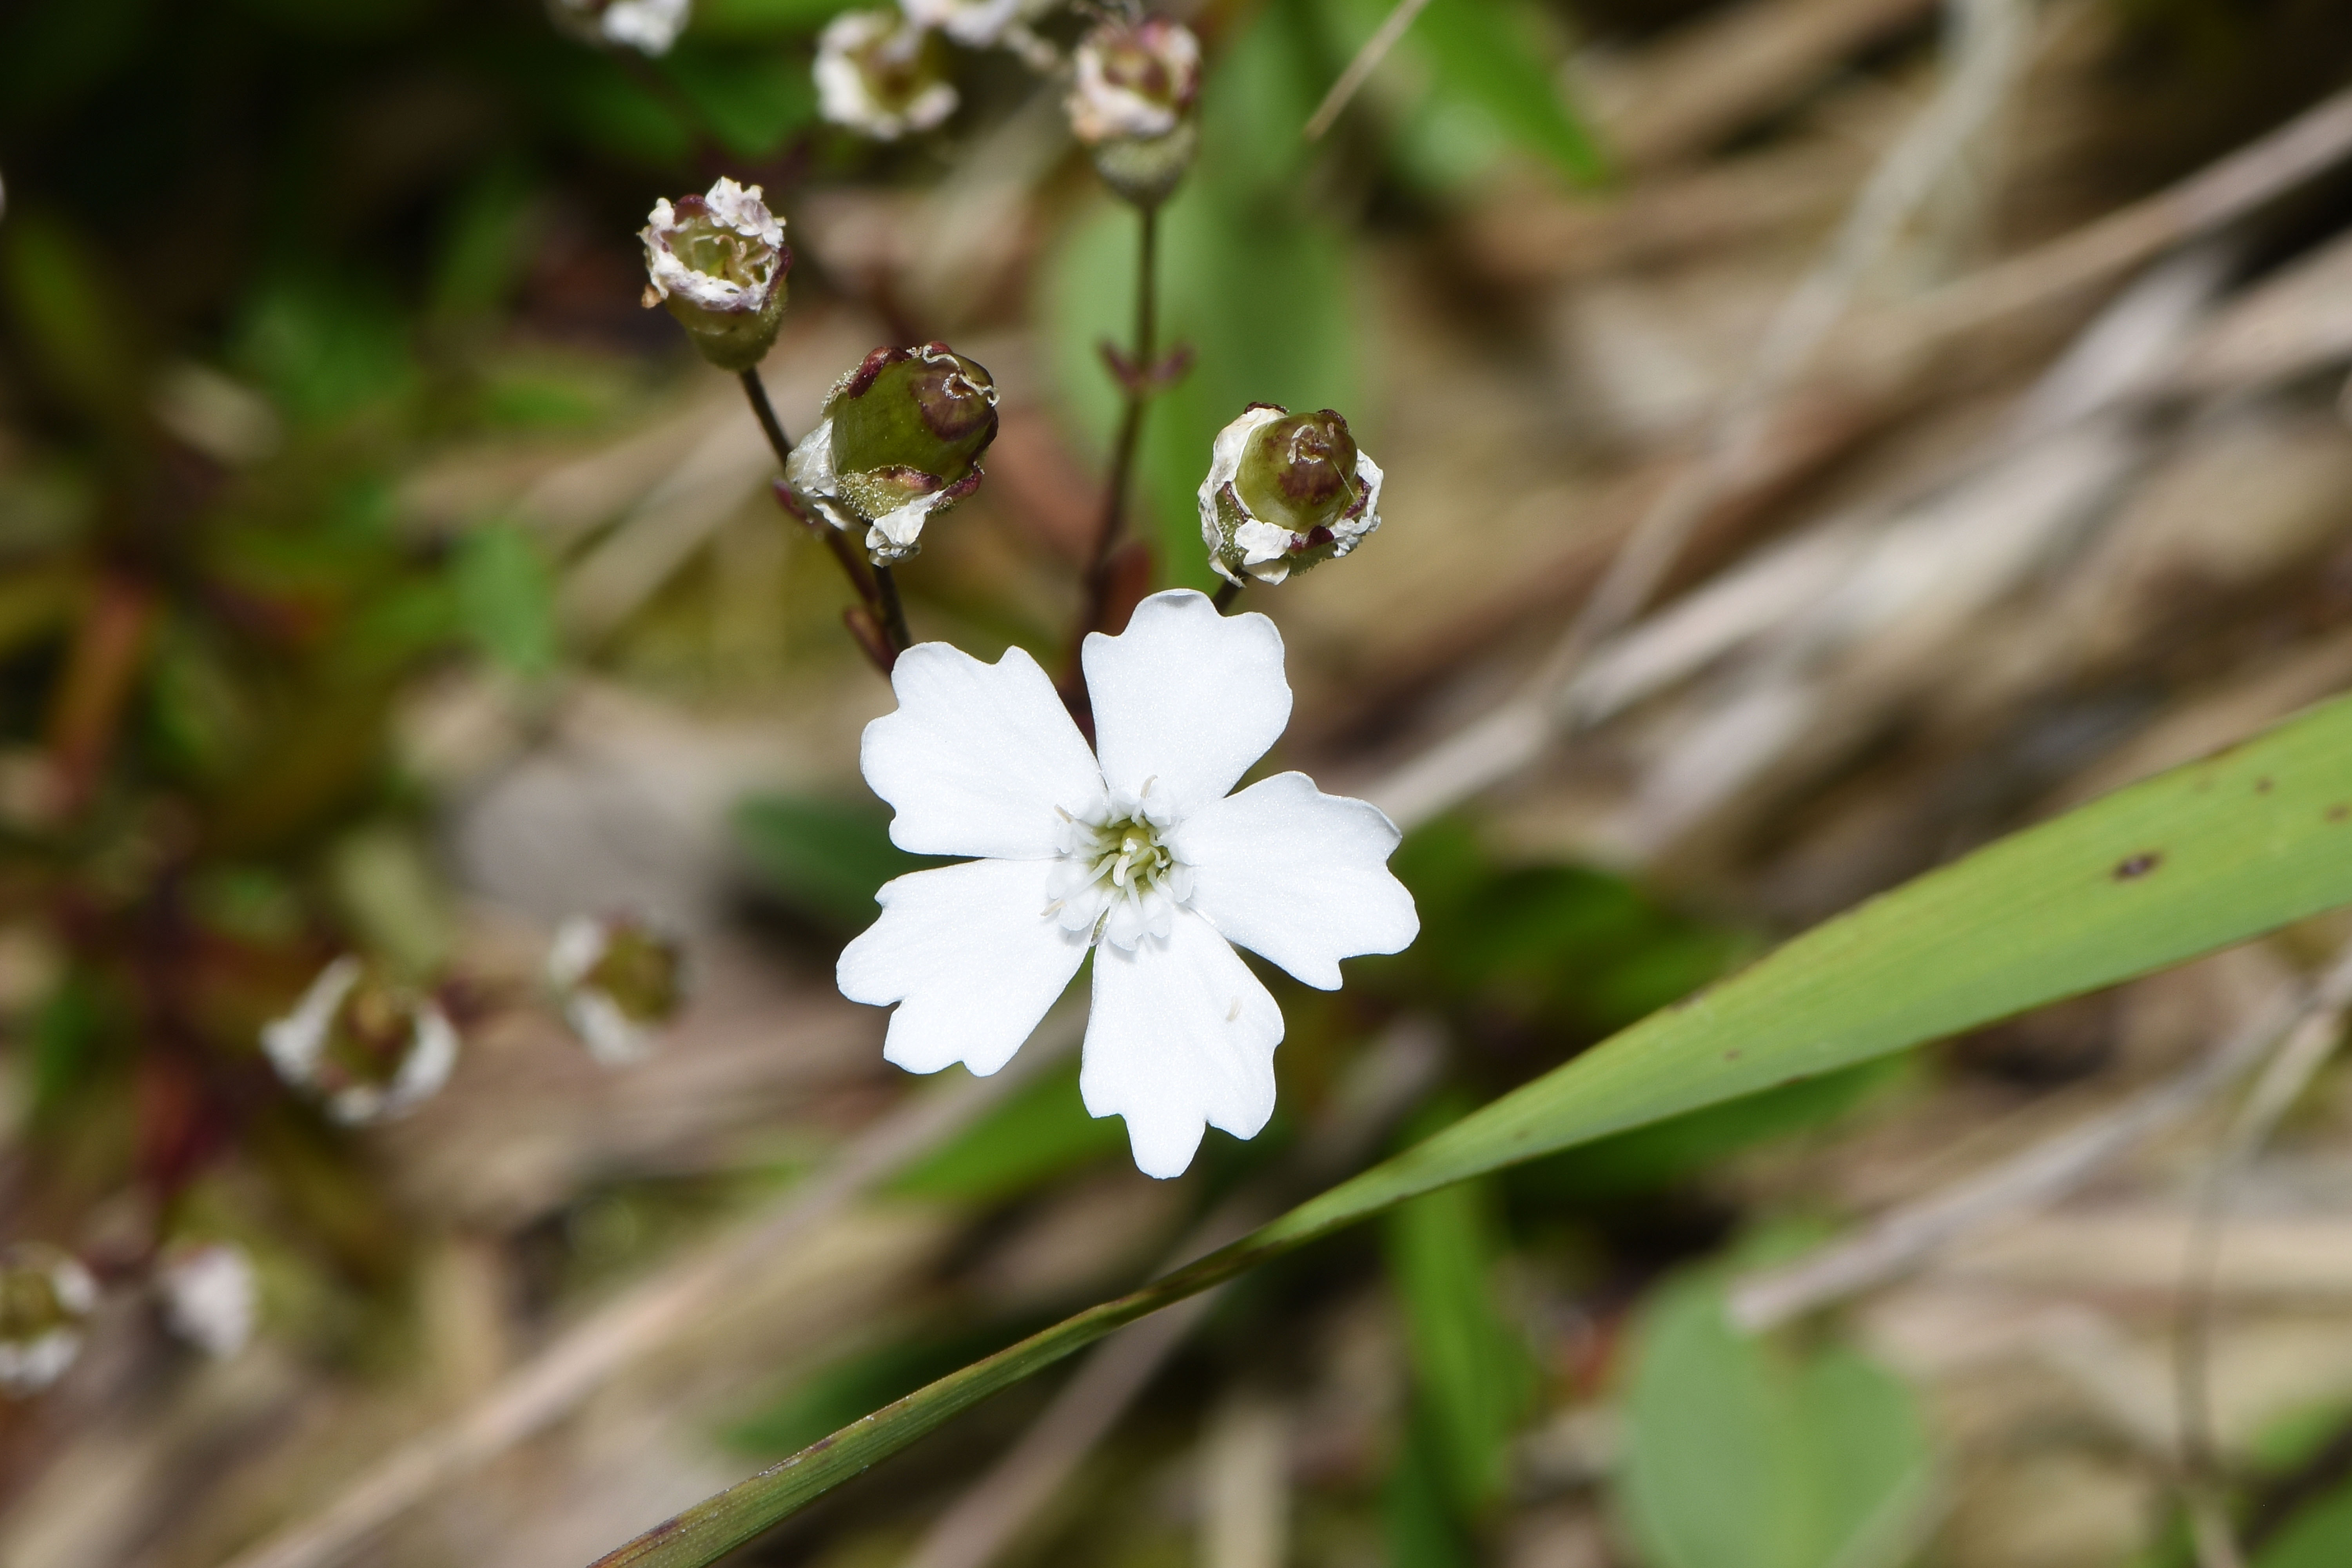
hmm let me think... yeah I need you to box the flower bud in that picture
[786,343,1000,563]
[817,10,959,142]
[640,179,791,373]
[546,912,686,1065]
[261,956,459,1126]
[158,1241,257,1360]
[0,1245,96,1396]
[1198,404,1385,586]
[1068,18,1201,207]
[550,0,691,54]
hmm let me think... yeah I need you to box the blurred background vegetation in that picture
[9,0,2352,1566]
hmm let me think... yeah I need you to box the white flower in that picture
[838,591,1419,1178]
[552,0,692,54]
[818,11,960,141]
[158,1243,257,1359]
[1199,405,1385,586]
[0,1245,96,1396]
[262,956,459,1125]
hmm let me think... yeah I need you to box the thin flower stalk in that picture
[739,367,906,667]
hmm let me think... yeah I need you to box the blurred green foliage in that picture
[1619,1271,1932,1568]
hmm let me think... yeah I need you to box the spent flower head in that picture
[818,10,959,141]
[787,343,1000,564]
[1200,404,1385,586]
[158,1241,258,1360]
[1069,17,1201,206]
[839,590,1418,1178]
[261,956,459,1125]
[551,0,691,54]
[640,178,791,372]
[0,1245,96,1396]
[547,911,687,1065]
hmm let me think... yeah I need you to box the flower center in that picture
[1047,784,1194,950]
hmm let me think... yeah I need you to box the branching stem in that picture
[1078,201,1162,640]
[740,367,907,662]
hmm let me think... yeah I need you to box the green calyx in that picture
[826,345,999,500]
[586,922,685,1026]
[1235,409,1361,535]
[665,285,788,374]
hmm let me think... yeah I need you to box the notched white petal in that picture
[840,859,1090,1077]
[1175,771,1417,991]
[1083,589,1290,818]
[863,641,1103,859]
[1080,911,1281,1179]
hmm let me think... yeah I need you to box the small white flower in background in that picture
[262,956,459,1125]
[838,591,1419,1178]
[547,912,687,1065]
[158,1242,257,1360]
[0,1245,96,1396]
[550,0,691,54]
[640,178,791,371]
[1201,405,1385,587]
[817,10,959,141]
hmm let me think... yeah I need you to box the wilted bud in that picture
[0,1245,96,1396]
[640,179,791,372]
[261,956,460,1125]
[1199,404,1385,586]
[158,1241,257,1360]
[550,0,691,54]
[546,912,686,1066]
[817,11,959,142]
[1068,18,1201,207]
[786,343,1000,563]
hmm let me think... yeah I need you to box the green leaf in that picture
[733,792,947,932]
[585,694,2352,1568]
[1408,0,1603,183]
[2259,1483,2352,1568]
[660,42,816,158]
[889,1063,1128,1206]
[456,522,558,677]
[1619,1276,1930,1568]
[1385,1165,1537,1514]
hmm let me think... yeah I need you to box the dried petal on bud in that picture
[550,0,692,55]
[1198,404,1385,586]
[901,0,1032,49]
[158,1242,257,1360]
[1069,18,1201,206]
[547,912,687,1065]
[261,956,460,1125]
[640,178,791,372]
[817,11,960,142]
[0,1245,96,1396]
[785,343,1000,563]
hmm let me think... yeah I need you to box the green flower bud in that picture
[261,956,459,1125]
[1069,18,1202,207]
[639,178,791,372]
[1198,404,1385,586]
[547,911,686,1065]
[0,1244,96,1396]
[786,343,1001,563]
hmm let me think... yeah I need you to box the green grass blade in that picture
[589,693,2352,1568]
